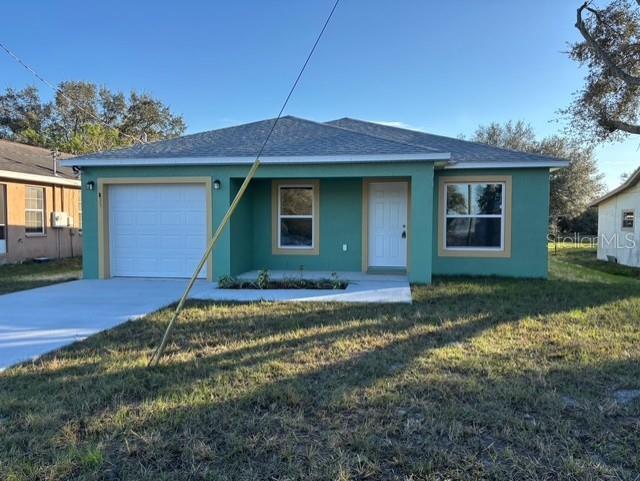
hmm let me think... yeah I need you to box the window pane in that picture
[471,183,502,215]
[280,187,312,215]
[0,226,5,240]
[0,185,5,225]
[26,187,44,209]
[280,218,313,247]
[25,210,43,234]
[447,183,503,215]
[446,217,502,248]
[623,211,634,228]
[446,184,468,215]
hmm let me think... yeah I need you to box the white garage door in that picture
[108,183,207,278]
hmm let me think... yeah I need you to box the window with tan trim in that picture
[272,180,320,255]
[0,184,6,254]
[25,186,45,235]
[438,175,512,258]
[77,194,83,230]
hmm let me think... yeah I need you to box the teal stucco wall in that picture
[245,178,363,274]
[79,162,435,283]
[432,168,550,278]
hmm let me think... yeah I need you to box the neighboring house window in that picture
[25,186,45,235]
[438,176,512,258]
[272,180,320,255]
[0,184,6,254]
[622,210,634,229]
[77,195,83,230]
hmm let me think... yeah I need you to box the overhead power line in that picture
[0,42,145,145]
[148,0,342,366]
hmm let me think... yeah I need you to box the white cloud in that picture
[369,120,425,132]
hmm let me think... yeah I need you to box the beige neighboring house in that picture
[0,139,82,264]
[591,167,640,267]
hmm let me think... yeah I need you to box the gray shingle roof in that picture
[65,115,568,167]
[0,139,76,179]
[327,118,567,164]
[71,116,440,161]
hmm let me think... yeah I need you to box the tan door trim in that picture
[362,178,411,272]
[98,177,213,281]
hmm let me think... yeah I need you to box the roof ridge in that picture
[283,115,442,154]
[330,118,566,163]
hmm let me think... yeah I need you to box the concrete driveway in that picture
[0,276,411,371]
[0,278,198,371]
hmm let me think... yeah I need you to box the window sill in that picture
[439,247,510,259]
[272,246,320,256]
[25,233,47,238]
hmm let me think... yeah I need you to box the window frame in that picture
[621,209,635,230]
[25,185,46,237]
[77,193,83,231]
[0,183,7,255]
[271,180,320,256]
[438,175,512,258]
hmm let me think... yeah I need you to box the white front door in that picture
[368,182,408,268]
[108,183,207,278]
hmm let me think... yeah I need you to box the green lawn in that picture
[0,257,82,295]
[1,246,639,480]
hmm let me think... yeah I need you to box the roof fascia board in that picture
[0,169,80,187]
[590,169,640,206]
[444,160,569,169]
[62,153,451,167]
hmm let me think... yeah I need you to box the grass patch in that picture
[549,242,640,280]
[0,257,82,295]
[1,246,638,480]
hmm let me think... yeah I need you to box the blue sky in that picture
[2,0,637,188]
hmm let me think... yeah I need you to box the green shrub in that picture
[256,269,270,289]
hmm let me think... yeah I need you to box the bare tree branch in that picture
[600,114,640,134]
[576,2,640,87]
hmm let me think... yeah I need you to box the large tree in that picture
[565,0,640,142]
[472,121,605,232]
[0,81,186,154]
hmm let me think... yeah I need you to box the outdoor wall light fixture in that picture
[213,179,221,190]
[86,181,95,191]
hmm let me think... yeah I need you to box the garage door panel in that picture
[160,211,184,226]
[108,184,208,278]
[161,235,185,250]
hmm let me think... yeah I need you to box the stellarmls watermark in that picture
[548,233,636,249]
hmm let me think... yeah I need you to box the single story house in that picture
[591,167,640,267]
[0,139,82,264]
[63,116,567,284]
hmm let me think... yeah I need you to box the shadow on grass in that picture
[1,274,639,479]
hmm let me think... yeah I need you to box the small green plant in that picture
[218,275,238,288]
[256,269,271,289]
[330,272,343,289]
[217,272,348,290]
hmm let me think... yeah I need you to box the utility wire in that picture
[148,0,342,366]
[0,42,145,145]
